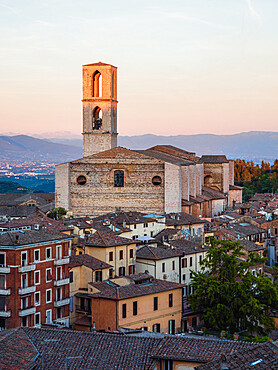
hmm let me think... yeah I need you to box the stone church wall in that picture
[164,162,182,213]
[55,162,71,210]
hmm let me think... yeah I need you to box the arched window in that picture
[92,106,102,130]
[92,70,102,97]
[114,170,124,187]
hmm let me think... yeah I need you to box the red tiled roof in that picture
[69,254,112,270]
[85,230,135,247]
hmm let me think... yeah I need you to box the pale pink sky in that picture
[1,0,278,137]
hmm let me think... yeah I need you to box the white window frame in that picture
[56,266,62,281]
[34,291,40,306]
[21,251,27,267]
[21,316,28,327]
[0,252,6,267]
[21,296,28,309]
[34,249,40,262]
[56,245,62,260]
[21,273,28,288]
[34,270,40,285]
[34,312,41,326]
[46,247,52,260]
[46,309,52,324]
[46,289,52,303]
[46,268,52,282]
[56,287,62,302]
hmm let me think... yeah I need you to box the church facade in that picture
[55,62,242,217]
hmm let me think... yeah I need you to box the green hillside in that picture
[0,181,31,194]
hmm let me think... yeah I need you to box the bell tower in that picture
[82,62,118,157]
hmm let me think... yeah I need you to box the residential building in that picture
[0,230,72,330]
[86,273,183,333]
[69,253,112,328]
[136,245,183,282]
[80,230,137,276]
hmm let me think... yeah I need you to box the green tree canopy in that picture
[189,238,278,334]
[47,207,67,220]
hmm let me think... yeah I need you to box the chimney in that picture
[194,244,197,250]
[123,220,126,228]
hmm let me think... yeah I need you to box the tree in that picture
[47,207,67,220]
[189,238,278,334]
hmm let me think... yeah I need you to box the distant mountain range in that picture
[1,131,278,163]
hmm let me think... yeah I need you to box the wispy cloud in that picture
[0,2,20,13]
[161,12,236,31]
[246,0,262,26]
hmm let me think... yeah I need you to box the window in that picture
[35,292,40,306]
[129,265,135,274]
[258,268,262,274]
[129,249,134,259]
[152,176,162,186]
[119,267,125,276]
[182,274,186,281]
[169,293,173,307]
[119,250,123,260]
[34,249,40,262]
[57,307,62,319]
[46,247,52,260]
[46,289,52,303]
[163,360,173,370]
[22,297,28,309]
[56,266,62,280]
[190,272,193,279]
[56,245,62,260]
[168,319,175,334]
[199,255,202,263]
[162,263,165,273]
[252,270,256,276]
[46,309,52,324]
[34,271,40,285]
[182,258,187,268]
[92,70,102,97]
[132,235,138,240]
[143,223,148,228]
[76,175,87,185]
[46,268,52,282]
[109,252,113,262]
[172,261,175,270]
[34,312,40,326]
[133,301,137,316]
[0,318,5,330]
[152,323,160,332]
[57,287,62,301]
[134,224,137,229]
[0,253,5,267]
[21,251,27,267]
[21,274,27,288]
[69,271,73,283]
[0,297,6,311]
[22,317,28,327]
[0,275,5,289]
[154,297,158,311]
[95,270,102,282]
[122,303,126,318]
[114,170,124,187]
[109,268,113,278]
[190,257,193,267]
[92,106,102,129]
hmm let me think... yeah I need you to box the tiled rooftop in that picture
[69,254,112,270]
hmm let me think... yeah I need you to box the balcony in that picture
[0,288,10,295]
[54,298,70,307]
[0,310,11,317]
[18,286,36,295]
[54,278,70,287]
[0,266,10,273]
[54,257,70,266]
[19,307,36,317]
[18,264,36,273]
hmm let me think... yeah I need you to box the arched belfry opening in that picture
[92,106,102,130]
[93,70,102,97]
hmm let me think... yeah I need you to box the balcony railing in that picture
[18,264,36,273]
[0,288,11,295]
[54,257,70,266]
[0,266,10,273]
[19,307,36,317]
[54,298,70,307]
[54,278,70,287]
[0,310,11,317]
[18,286,36,295]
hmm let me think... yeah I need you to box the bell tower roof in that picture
[83,61,117,68]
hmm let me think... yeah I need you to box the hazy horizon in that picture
[1,1,278,137]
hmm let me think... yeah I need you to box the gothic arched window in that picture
[92,106,102,130]
[114,170,124,187]
[92,70,102,97]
